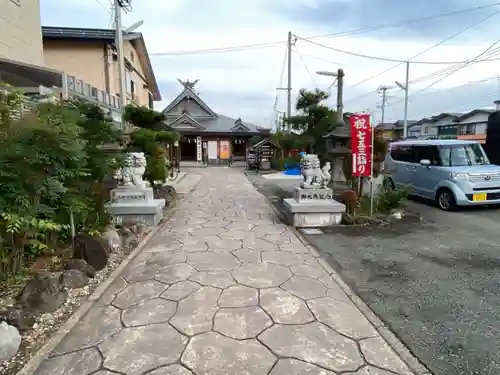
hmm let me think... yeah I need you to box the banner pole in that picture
[369,112,375,216]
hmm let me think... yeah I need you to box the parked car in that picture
[384,139,500,210]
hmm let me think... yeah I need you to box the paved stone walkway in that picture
[33,168,415,375]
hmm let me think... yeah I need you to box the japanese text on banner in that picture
[349,113,372,177]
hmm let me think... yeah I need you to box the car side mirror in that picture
[420,159,431,166]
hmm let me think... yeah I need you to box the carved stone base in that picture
[293,187,333,202]
[283,198,345,228]
[105,199,165,226]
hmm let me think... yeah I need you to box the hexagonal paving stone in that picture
[181,332,275,375]
[206,237,242,251]
[189,227,228,237]
[252,224,287,237]
[122,262,162,283]
[360,337,414,375]
[260,288,314,324]
[34,347,101,375]
[147,364,194,374]
[214,306,272,339]
[232,262,291,288]
[350,366,398,375]
[225,222,255,231]
[121,298,177,327]
[147,251,187,266]
[218,285,258,308]
[290,264,329,279]
[186,252,240,271]
[269,358,335,374]
[170,287,221,335]
[262,234,292,245]
[155,263,196,284]
[99,323,187,375]
[96,276,127,306]
[307,297,378,339]
[259,322,363,372]
[261,251,304,267]
[51,305,122,355]
[113,280,167,309]
[243,238,279,251]
[189,271,235,288]
[200,219,230,228]
[278,243,309,254]
[161,281,201,301]
[281,276,327,300]
[145,242,183,253]
[218,229,247,240]
[231,249,262,263]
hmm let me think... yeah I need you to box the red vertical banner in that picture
[349,113,372,177]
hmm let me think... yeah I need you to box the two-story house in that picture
[377,120,418,141]
[0,0,44,66]
[417,113,461,139]
[42,27,161,109]
[454,109,493,143]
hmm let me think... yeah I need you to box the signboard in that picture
[196,136,202,161]
[219,140,230,159]
[349,113,372,177]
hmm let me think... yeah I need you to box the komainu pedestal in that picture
[283,154,345,228]
[105,152,165,226]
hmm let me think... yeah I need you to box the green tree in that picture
[285,89,340,155]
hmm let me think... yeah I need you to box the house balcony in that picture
[0,57,123,125]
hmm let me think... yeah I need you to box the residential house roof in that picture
[162,79,270,135]
[41,26,161,100]
[377,120,418,130]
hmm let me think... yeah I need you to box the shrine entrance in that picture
[180,137,197,161]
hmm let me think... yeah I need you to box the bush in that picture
[376,184,411,213]
[271,157,285,171]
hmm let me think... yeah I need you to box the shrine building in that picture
[161,79,271,165]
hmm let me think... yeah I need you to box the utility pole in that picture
[114,0,127,130]
[286,31,292,130]
[336,68,344,124]
[379,86,388,124]
[403,61,410,138]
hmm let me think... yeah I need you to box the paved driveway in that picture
[246,172,500,375]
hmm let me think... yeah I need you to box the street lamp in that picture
[316,69,344,123]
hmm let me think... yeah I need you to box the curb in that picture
[249,177,432,375]
[17,181,200,375]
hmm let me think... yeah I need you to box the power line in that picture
[149,3,500,57]
[386,41,500,109]
[344,8,500,90]
[294,45,318,88]
[95,0,112,14]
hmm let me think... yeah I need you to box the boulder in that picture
[65,258,96,278]
[0,321,21,361]
[74,234,108,271]
[101,227,122,253]
[60,269,89,289]
[16,273,68,314]
[0,307,35,332]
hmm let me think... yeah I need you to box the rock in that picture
[102,227,122,253]
[120,227,139,254]
[0,307,35,332]
[61,269,89,289]
[16,273,68,314]
[74,234,108,271]
[0,321,21,361]
[65,258,96,278]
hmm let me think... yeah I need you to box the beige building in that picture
[42,27,161,108]
[0,0,44,66]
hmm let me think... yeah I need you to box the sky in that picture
[40,0,500,128]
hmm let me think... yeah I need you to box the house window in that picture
[130,51,134,62]
[424,126,429,133]
[459,124,476,135]
[148,93,154,109]
[130,80,135,99]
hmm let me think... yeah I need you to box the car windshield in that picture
[438,144,490,166]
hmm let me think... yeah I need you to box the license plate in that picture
[473,193,487,201]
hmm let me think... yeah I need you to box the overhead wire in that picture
[294,45,318,88]
[343,8,500,90]
[149,3,500,58]
[385,40,500,109]
[269,47,288,129]
[95,0,112,15]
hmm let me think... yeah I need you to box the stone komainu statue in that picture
[300,154,331,189]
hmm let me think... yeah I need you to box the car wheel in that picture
[436,188,456,211]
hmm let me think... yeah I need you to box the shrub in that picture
[376,184,411,213]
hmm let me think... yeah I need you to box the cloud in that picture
[40,0,500,127]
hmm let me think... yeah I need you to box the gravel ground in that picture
[246,171,500,375]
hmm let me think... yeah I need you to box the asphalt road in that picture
[246,171,500,375]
